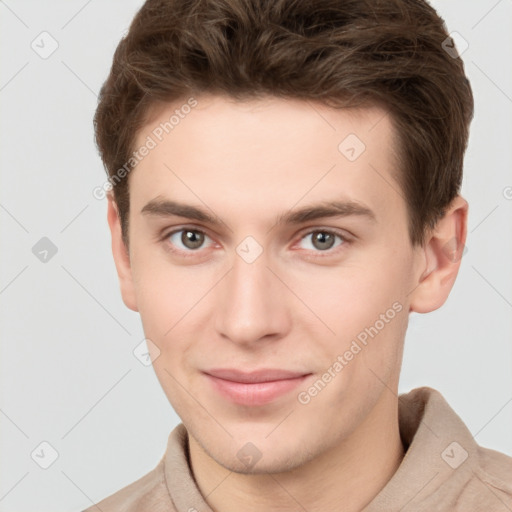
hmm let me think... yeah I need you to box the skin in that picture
[107,95,468,512]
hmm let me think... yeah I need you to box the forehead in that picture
[129,95,404,229]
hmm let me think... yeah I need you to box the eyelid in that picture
[295,225,354,242]
[160,224,214,241]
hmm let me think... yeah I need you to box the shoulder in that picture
[396,387,512,511]
[470,444,512,508]
[82,459,176,512]
[441,446,512,511]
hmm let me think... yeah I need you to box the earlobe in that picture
[409,196,468,314]
[106,193,139,312]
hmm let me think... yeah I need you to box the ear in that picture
[106,193,139,312]
[409,195,468,313]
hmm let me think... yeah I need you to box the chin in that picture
[205,432,319,476]
[219,451,309,476]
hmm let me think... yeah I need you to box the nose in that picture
[214,246,291,347]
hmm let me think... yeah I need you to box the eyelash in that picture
[159,226,351,259]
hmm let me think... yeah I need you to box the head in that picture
[95,0,473,474]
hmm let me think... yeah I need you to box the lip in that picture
[204,368,312,406]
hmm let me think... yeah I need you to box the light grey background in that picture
[1,1,511,511]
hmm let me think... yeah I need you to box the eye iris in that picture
[182,230,204,249]
[312,231,335,250]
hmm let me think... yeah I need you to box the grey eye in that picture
[169,229,208,250]
[299,231,344,251]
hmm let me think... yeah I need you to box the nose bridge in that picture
[215,242,289,344]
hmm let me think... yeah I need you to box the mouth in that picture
[203,368,312,406]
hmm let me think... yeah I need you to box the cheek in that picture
[130,250,188,338]
[290,249,412,381]
[130,248,221,363]
[294,257,407,331]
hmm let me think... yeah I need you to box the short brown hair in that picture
[94,0,473,247]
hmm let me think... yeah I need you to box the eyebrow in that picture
[141,197,376,227]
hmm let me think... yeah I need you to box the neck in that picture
[188,390,404,512]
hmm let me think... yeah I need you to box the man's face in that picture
[122,95,425,473]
